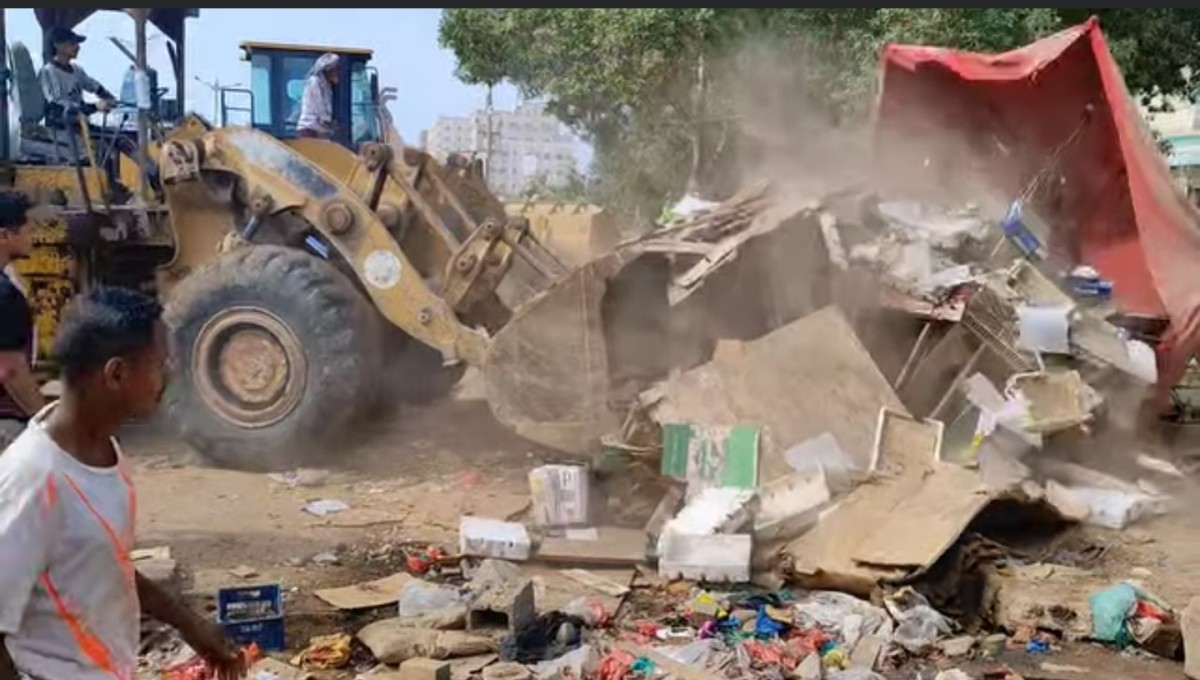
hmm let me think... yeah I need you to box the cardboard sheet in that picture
[314,572,415,610]
[649,306,907,482]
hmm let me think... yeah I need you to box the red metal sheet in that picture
[875,17,1200,399]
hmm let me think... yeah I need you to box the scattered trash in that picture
[499,612,586,663]
[399,581,468,630]
[302,499,350,517]
[290,633,351,670]
[311,551,340,566]
[121,21,1200,680]
[460,517,532,561]
[268,468,330,488]
[355,624,495,665]
[161,644,261,680]
[1089,582,1176,651]
[529,465,591,527]
[660,423,760,492]
[229,565,259,580]
[314,572,416,610]
[406,545,451,575]
[884,588,952,655]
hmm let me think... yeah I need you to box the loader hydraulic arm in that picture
[158,127,491,365]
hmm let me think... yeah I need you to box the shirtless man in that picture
[0,286,247,680]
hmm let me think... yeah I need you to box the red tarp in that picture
[874,17,1200,400]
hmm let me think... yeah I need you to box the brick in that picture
[467,577,535,633]
[398,657,451,680]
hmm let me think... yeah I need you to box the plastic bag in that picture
[883,588,951,655]
[563,595,609,627]
[1089,582,1140,647]
[397,581,466,629]
[794,591,889,641]
[656,639,714,666]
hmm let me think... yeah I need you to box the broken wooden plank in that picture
[535,527,647,566]
[558,569,631,597]
[852,464,992,568]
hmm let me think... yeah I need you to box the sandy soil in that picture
[120,376,1200,679]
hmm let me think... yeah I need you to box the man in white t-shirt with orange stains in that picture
[0,287,248,680]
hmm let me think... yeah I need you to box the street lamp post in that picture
[193,76,243,125]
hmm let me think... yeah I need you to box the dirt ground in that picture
[121,373,1200,679]
[125,373,553,646]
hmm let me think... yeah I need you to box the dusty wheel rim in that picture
[192,306,308,429]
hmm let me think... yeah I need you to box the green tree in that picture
[440,9,1200,223]
[519,167,592,203]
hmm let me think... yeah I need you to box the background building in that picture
[423,100,580,199]
[1142,96,1200,205]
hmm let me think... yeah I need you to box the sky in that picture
[5,8,592,165]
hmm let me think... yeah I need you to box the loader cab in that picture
[234,42,381,151]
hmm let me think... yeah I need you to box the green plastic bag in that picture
[1089,583,1140,647]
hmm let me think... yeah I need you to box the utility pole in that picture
[133,8,149,202]
[0,10,9,161]
[484,84,495,183]
[194,76,242,125]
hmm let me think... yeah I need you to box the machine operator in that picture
[38,27,119,127]
[296,52,340,139]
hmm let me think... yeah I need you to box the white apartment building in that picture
[1142,96,1200,202]
[423,100,580,199]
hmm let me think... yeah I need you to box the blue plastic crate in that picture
[217,584,285,652]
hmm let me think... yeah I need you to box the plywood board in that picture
[852,464,992,568]
[782,475,925,596]
[783,462,1002,594]
[558,568,631,597]
[313,572,415,610]
[536,527,647,566]
[650,306,907,483]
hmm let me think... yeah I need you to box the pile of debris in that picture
[144,191,1198,680]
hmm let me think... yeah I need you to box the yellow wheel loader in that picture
[2,9,824,470]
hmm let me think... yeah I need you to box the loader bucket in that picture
[483,192,835,455]
[483,251,630,453]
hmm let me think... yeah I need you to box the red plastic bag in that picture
[160,643,260,680]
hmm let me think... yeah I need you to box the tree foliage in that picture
[440,9,1200,223]
[519,167,592,203]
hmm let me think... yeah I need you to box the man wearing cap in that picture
[0,193,47,451]
[38,27,118,127]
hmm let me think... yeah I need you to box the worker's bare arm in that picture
[135,572,246,679]
[0,639,18,680]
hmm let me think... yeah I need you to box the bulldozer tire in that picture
[379,326,468,404]
[164,245,383,471]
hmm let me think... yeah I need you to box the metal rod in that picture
[931,344,987,421]
[895,321,933,391]
[134,9,149,201]
[174,20,185,122]
[0,10,10,161]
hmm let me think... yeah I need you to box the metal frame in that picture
[0,8,199,165]
[240,44,376,150]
